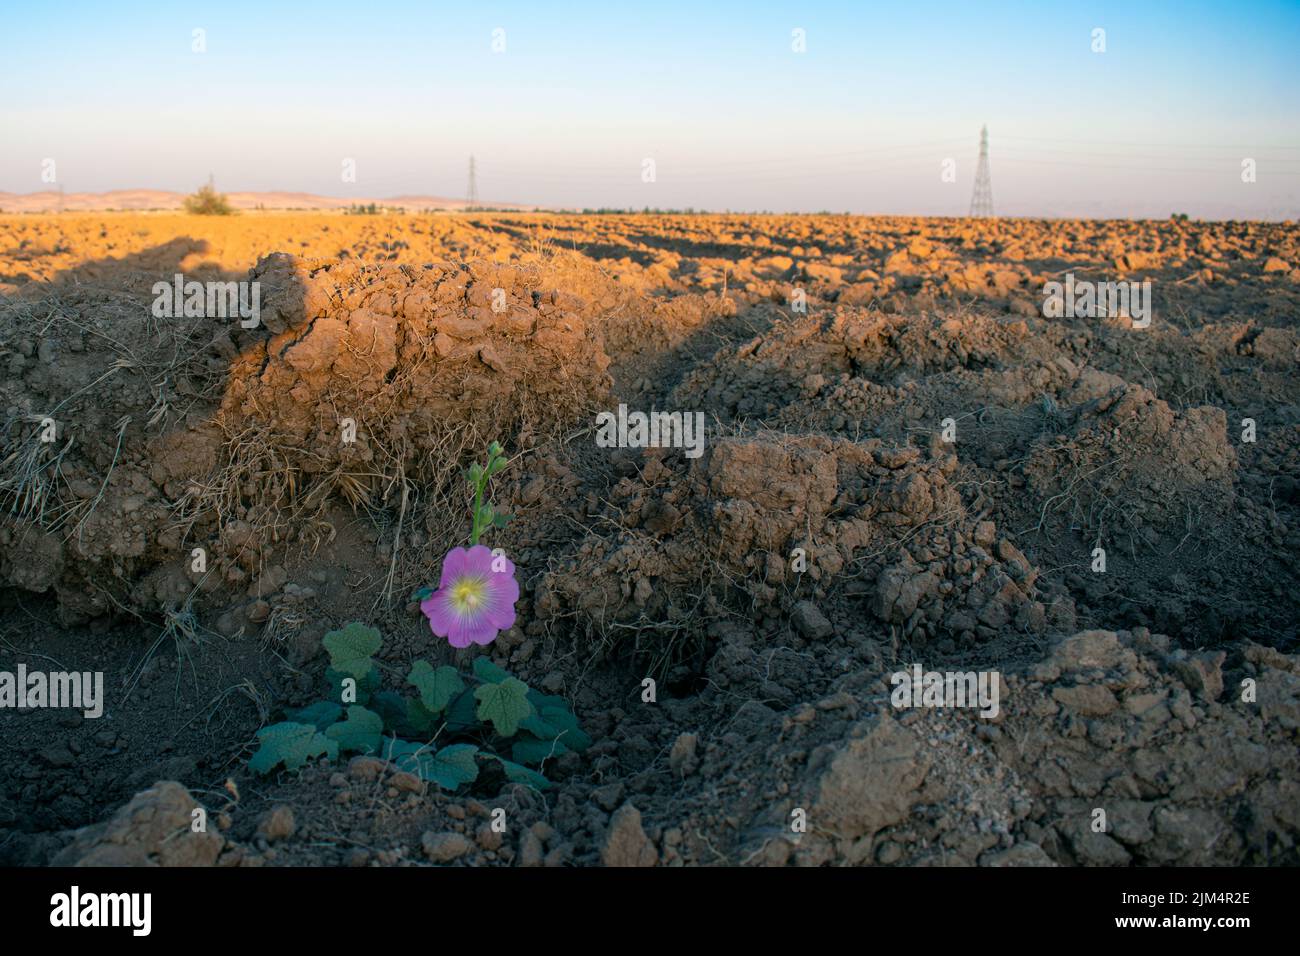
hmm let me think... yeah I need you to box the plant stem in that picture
[470,477,484,545]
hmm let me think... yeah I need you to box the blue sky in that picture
[2,0,1298,216]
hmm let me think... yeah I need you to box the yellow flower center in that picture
[450,576,487,613]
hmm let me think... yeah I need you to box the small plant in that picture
[183,183,234,216]
[417,441,516,648]
[247,622,589,788]
[247,444,584,788]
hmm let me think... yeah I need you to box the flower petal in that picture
[482,572,520,630]
[438,547,469,588]
[468,624,499,646]
[446,612,495,648]
[464,544,497,574]
[421,588,454,637]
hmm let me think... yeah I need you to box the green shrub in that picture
[183,183,234,215]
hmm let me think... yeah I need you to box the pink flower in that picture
[420,545,519,648]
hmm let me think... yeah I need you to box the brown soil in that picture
[0,212,1296,867]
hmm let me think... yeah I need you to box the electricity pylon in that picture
[466,155,479,210]
[969,125,994,218]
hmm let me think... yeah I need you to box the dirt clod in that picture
[601,804,658,867]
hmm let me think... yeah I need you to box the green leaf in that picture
[547,706,592,752]
[322,622,382,681]
[284,701,342,730]
[444,688,481,732]
[405,697,437,736]
[526,689,569,711]
[518,710,556,739]
[425,744,481,789]
[369,691,410,734]
[511,736,569,766]
[410,585,434,603]
[407,660,465,714]
[474,677,532,737]
[381,740,480,790]
[381,737,424,765]
[472,656,511,684]
[493,755,551,790]
[326,665,380,706]
[324,706,384,755]
[249,722,338,774]
[492,512,512,529]
[520,691,591,752]
[519,709,591,753]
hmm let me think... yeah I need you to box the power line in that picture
[995,145,1300,164]
[475,155,938,186]
[318,138,977,192]
[997,134,1300,151]
[997,156,1300,175]
[477,139,970,176]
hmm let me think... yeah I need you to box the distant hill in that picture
[0,189,536,213]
